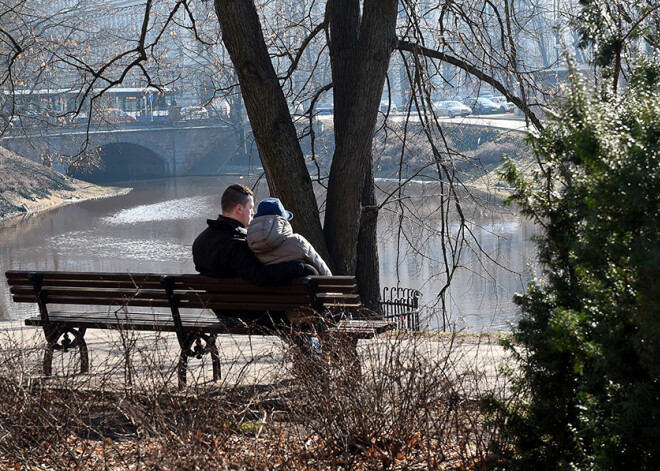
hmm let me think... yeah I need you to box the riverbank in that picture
[0,146,131,222]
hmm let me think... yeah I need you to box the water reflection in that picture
[101,195,216,225]
[378,210,538,332]
[45,233,192,263]
[0,176,537,331]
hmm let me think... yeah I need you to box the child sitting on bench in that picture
[247,197,332,276]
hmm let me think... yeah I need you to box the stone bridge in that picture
[0,120,239,179]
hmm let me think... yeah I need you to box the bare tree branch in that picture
[396,39,544,131]
[281,21,326,82]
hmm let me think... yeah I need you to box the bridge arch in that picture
[2,121,238,178]
[69,142,169,183]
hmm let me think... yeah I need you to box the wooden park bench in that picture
[5,270,390,387]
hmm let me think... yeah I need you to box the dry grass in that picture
[0,327,508,470]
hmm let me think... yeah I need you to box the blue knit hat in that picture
[254,197,293,220]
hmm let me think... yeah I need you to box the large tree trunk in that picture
[214,0,329,262]
[214,0,396,308]
[325,0,397,302]
[356,163,380,312]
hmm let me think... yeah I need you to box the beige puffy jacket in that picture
[247,215,332,276]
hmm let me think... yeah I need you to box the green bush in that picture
[486,60,660,469]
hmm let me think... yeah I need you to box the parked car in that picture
[181,105,209,120]
[432,100,472,118]
[1,114,20,127]
[484,95,514,112]
[380,100,398,114]
[208,99,230,118]
[465,97,502,115]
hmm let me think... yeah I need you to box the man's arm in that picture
[227,241,308,285]
[293,234,332,276]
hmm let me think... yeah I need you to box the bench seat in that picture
[23,311,389,337]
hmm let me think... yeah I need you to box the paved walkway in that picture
[0,321,511,392]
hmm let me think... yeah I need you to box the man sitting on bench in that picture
[192,183,317,329]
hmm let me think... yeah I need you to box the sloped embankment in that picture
[0,146,130,221]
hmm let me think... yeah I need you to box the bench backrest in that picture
[6,271,361,315]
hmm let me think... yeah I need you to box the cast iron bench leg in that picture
[43,341,54,377]
[43,327,89,376]
[177,334,221,389]
[346,336,360,376]
[210,335,221,381]
[178,349,188,389]
[43,327,61,376]
[318,333,361,377]
[77,328,89,374]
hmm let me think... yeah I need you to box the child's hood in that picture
[247,214,293,253]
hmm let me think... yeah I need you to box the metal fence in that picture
[379,287,421,331]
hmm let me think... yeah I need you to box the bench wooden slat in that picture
[23,313,256,335]
[12,295,358,312]
[172,278,317,293]
[13,295,359,310]
[173,283,312,294]
[27,310,291,324]
[7,280,313,295]
[12,294,172,307]
[315,293,360,303]
[12,289,360,309]
[5,271,357,285]
[5,271,164,283]
[6,273,354,295]
[24,314,384,338]
[328,319,390,339]
[179,294,360,308]
[8,283,315,297]
[26,311,214,322]
[180,292,321,304]
[302,275,357,283]
[10,286,168,298]
[7,279,165,290]
[10,286,332,305]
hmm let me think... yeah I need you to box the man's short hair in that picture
[221,184,253,214]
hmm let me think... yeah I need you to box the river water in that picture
[0,175,538,332]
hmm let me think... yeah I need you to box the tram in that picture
[99,87,177,121]
[3,87,177,124]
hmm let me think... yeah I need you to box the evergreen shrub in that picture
[485,60,660,469]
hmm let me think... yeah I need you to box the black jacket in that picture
[192,215,307,285]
